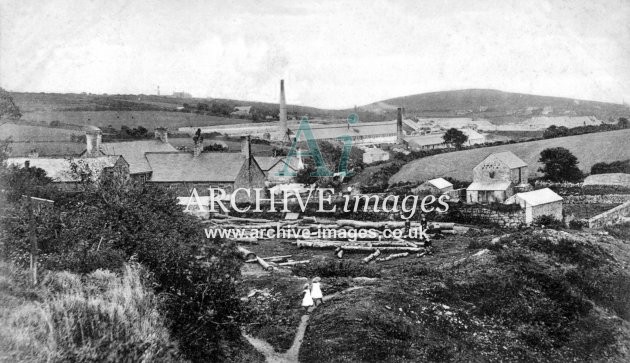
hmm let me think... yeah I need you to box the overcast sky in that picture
[1,0,629,108]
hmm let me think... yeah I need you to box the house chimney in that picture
[24,160,30,168]
[279,79,288,141]
[193,128,203,157]
[86,129,102,157]
[397,107,403,143]
[241,135,251,159]
[193,138,203,157]
[154,127,168,143]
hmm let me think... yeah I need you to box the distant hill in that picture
[390,129,630,183]
[360,89,629,123]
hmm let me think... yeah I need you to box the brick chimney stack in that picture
[279,79,288,141]
[85,129,102,157]
[154,127,168,143]
[193,128,203,157]
[241,135,251,159]
[396,107,403,143]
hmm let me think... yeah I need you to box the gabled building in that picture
[144,137,266,202]
[412,177,454,195]
[231,106,252,117]
[506,188,563,224]
[98,128,178,181]
[5,155,129,189]
[467,151,529,204]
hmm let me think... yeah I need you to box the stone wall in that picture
[564,194,630,204]
[588,201,630,228]
[449,203,525,227]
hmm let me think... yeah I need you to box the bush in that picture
[292,258,380,278]
[533,215,564,229]
[569,219,587,230]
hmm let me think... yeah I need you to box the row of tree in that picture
[543,117,629,139]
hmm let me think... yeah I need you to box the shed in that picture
[508,188,563,225]
[466,181,512,204]
[413,177,453,195]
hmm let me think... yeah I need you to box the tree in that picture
[538,147,583,182]
[618,117,630,128]
[543,125,569,139]
[591,160,630,174]
[0,88,21,121]
[443,128,468,149]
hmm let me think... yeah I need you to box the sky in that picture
[1,0,629,109]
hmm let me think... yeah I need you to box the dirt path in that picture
[243,286,365,363]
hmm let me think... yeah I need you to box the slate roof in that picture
[6,156,123,182]
[404,134,446,147]
[484,151,527,169]
[467,181,511,191]
[426,177,453,190]
[100,140,177,174]
[515,188,563,206]
[145,152,249,182]
[290,121,397,140]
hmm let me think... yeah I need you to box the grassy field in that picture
[19,110,240,130]
[390,129,630,183]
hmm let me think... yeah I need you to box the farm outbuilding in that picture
[507,188,563,225]
[466,151,529,204]
[412,178,453,195]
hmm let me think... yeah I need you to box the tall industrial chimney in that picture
[279,79,288,141]
[396,107,403,143]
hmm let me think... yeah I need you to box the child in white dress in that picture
[301,283,314,311]
[311,277,323,305]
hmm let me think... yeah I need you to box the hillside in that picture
[390,129,630,184]
[9,92,386,129]
[361,89,629,122]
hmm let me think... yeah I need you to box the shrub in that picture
[569,219,587,230]
[533,215,564,229]
[292,258,380,278]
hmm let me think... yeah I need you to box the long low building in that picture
[181,120,401,146]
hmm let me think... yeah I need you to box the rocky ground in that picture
[238,224,630,362]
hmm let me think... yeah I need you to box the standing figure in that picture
[311,277,323,305]
[301,283,314,312]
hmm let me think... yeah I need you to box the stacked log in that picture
[237,246,256,260]
[376,252,409,262]
[363,249,381,263]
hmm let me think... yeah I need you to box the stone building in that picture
[144,137,266,203]
[466,151,529,204]
[506,188,563,224]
